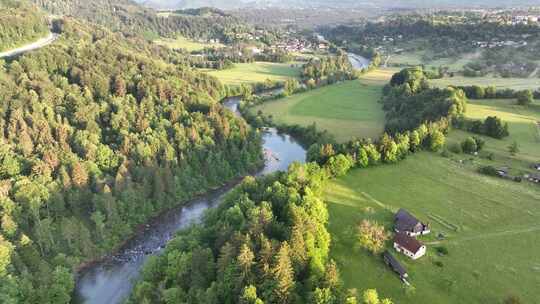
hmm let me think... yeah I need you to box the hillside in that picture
[137,0,540,9]
[0,14,262,303]
[0,0,49,52]
[31,0,250,41]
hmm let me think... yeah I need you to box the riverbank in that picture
[74,96,306,304]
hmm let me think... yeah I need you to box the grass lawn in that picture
[447,99,540,169]
[249,69,395,142]
[205,62,301,86]
[154,36,224,52]
[325,152,540,303]
[387,50,479,72]
[432,75,540,90]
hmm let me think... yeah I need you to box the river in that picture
[348,53,371,70]
[73,96,306,303]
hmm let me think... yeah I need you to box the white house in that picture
[394,233,426,260]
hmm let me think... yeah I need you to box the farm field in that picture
[432,75,540,90]
[205,62,301,85]
[446,99,540,172]
[325,152,540,304]
[249,69,393,142]
[154,36,224,52]
[386,50,480,72]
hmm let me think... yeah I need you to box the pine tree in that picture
[71,162,88,187]
[272,242,295,304]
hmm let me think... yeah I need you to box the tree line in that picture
[31,0,253,43]
[301,53,358,86]
[0,17,263,303]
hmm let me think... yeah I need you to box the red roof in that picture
[394,233,424,253]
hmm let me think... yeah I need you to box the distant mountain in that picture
[136,0,540,9]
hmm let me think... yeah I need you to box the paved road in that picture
[0,32,58,58]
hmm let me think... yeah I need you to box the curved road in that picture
[0,32,58,58]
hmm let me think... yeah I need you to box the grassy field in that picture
[249,69,396,142]
[325,152,540,304]
[325,95,540,303]
[205,62,301,86]
[154,36,224,52]
[386,50,480,72]
[432,75,540,90]
[445,99,540,174]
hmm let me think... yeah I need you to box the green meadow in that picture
[250,69,397,142]
[432,75,540,90]
[386,49,480,72]
[324,94,540,303]
[205,62,301,86]
[154,36,224,52]
[325,152,540,304]
[446,99,540,171]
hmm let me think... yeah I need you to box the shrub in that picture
[478,165,498,176]
[448,142,462,154]
[357,220,390,255]
[434,260,444,268]
[436,246,449,256]
[461,137,478,154]
[516,90,533,106]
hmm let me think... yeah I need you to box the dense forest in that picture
[0,15,263,303]
[129,162,373,304]
[301,53,357,85]
[382,67,467,133]
[0,0,50,52]
[31,0,252,42]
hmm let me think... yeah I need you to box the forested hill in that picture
[0,0,50,52]
[31,0,251,41]
[0,15,262,303]
[138,0,540,9]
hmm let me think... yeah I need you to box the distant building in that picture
[383,251,408,279]
[393,233,426,260]
[394,209,430,237]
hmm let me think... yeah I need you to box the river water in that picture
[73,96,306,303]
[348,53,371,70]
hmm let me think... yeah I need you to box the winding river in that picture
[74,96,306,303]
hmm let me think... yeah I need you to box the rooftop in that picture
[395,209,421,232]
[394,233,424,254]
[383,251,407,277]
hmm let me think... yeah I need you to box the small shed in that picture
[383,251,408,279]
